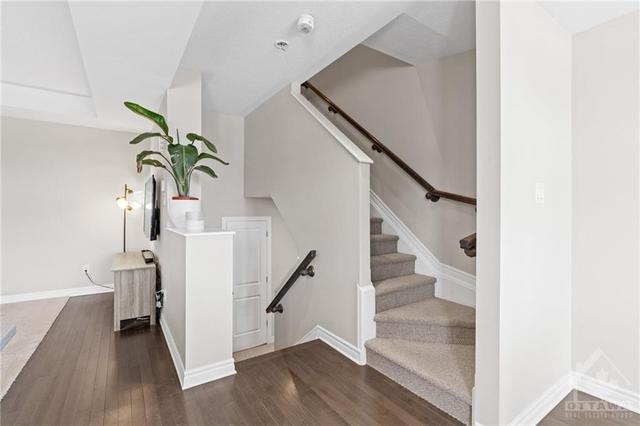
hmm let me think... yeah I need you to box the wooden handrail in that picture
[266,250,316,314]
[302,81,477,206]
[459,233,476,258]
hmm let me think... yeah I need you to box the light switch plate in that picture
[535,183,545,204]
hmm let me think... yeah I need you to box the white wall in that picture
[199,106,298,292]
[475,2,574,423]
[245,84,371,350]
[572,11,640,396]
[307,45,477,274]
[1,117,148,296]
[499,2,573,423]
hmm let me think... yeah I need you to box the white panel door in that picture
[223,218,269,352]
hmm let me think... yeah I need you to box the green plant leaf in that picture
[139,159,165,169]
[136,150,166,172]
[129,132,164,144]
[197,152,229,165]
[186,133,217,153]
[124,102,169,136]
[193,165,218,179]
[168,143,198,183]
[136,150,157,162]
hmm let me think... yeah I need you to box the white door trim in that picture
[221,216,273,344]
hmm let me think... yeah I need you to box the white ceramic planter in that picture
[167,198,201,230]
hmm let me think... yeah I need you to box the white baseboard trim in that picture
[159,315,236,390]
[509,373,574,425]
[574,372,640,414]
[159,315,186,387]
[298,325,362,365]
[0,284,113,304]
[370,190,475,307]
[507,370,640,425]
[183,358,236,390]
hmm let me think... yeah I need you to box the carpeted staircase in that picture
[366,217,476,425]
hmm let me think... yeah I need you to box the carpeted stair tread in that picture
[370,233,399,243]
[370,252,416,267]
[374,274,436,297]
[375,298,475,329]
[370,217,383,235]
[365,338,475,404]
[370,233,400,255]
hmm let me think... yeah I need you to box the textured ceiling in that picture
[179,2,405,115]
[1,1,479,127]
[538,1,639,34]
[363,2,476,65]
[1,1,90,96]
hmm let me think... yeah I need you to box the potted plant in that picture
[124,101,228,228]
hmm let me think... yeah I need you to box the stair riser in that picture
[366,350,471,425]
[370,222,382,235]
[376,323,475,345]
[371,239,398,256]
[376,284,435,313]
[371,260,415,282]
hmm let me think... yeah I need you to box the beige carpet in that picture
[367,217,476,425]
[0,297,69,399]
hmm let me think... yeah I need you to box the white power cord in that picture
[84,270,113,289]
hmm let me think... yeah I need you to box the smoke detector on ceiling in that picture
[297,14,315,34]
[274,40,289,51]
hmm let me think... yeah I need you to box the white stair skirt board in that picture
[159,316,236,390]
[369,190,475,307]
[298,325,362,365]
[1,284,113,304]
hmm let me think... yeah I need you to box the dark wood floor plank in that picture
[5,293,635,426]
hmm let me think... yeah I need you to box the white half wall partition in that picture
[160,228,235,389]
[244,83,373,363]
[152,72,236,389]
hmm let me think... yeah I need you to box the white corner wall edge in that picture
[289,82,373,165]
[298,325,362,365]
[159,315,236,390]
[0,284,113,304]
[369,190,476,307]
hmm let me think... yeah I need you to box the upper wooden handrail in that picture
[459,233,476,258]
[302,81,477,206]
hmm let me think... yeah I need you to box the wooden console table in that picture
[112,252,156,331]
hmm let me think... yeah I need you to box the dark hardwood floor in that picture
[0,293,462,425]
[2,293,638,425]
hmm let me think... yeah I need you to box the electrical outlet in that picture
[82,264,90,273]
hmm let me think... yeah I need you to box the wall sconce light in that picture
[116,184,140,252]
